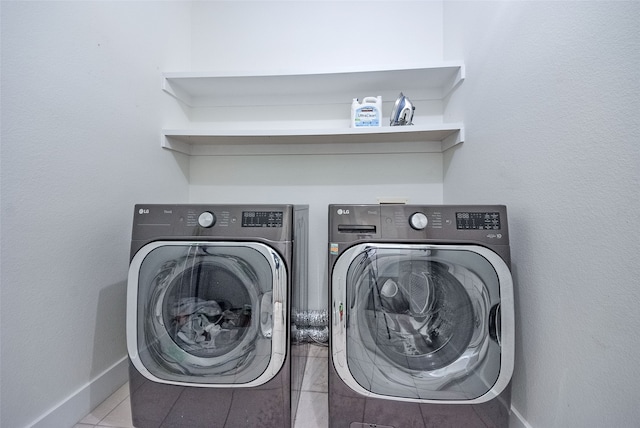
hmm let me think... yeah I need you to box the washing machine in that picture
[126,204,308,428]
[328,204,515,428]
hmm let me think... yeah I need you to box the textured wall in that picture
[442,2,640,427]
[1,3,190,426]
[189,1,444,72]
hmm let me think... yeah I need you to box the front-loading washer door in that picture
[127,241,287,387]
[331,244,514,404]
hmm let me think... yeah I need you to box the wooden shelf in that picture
[163,64,464,107]
[162,125,464,156]
[161,64,465,156]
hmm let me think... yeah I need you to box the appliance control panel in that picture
[382,205,507,242]
[132,204,293,240]
[455,211,501,230]
[329,204,509,245]
[242,211,284,228]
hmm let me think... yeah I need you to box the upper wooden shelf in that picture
[162,64,464,107]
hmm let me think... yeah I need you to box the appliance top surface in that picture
[329,204,509,247]
[131,204,303,241]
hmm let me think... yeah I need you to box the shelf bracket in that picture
[162,77,193,107]
[442,65,465,99]
[442,128,465,151]
[162,135,193,155]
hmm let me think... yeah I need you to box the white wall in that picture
[1,2,191,427]
[442,2,640,427]
[189,1,444,73]
[186,1,447,309]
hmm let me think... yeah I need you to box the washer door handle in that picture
[489,303,501,345]
[260,291,273,338]
[271,301,285,357]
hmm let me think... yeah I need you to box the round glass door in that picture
[127,242,287,387]
[356,257,475,372]
[332,244,514,402]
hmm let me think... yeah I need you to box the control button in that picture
[198,211,216,228]
[409,212,429,230]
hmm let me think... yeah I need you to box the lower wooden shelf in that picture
[161,124,464,156]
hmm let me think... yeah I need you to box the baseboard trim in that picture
[510,405,532,428]
[29,356,128,428]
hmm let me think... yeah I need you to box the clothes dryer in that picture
[328,204,514,428]
[127,204,308,428]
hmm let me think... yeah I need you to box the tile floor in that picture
[74,345,329,428]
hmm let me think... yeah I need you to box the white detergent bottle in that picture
[351,96,382,128]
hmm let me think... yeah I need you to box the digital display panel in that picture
[456,212,501,230]
[242,211,283,227]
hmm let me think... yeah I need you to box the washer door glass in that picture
[332,244,512,402]
[128,242,287,386]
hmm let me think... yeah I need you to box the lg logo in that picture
[337,209,350,215]
[139,208,150,215]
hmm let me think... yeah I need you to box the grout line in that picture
[82,353,329,428]
[97,395,130,426]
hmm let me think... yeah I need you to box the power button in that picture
[198,211,216,228]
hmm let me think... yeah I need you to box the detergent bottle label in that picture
[351,96,382,127]
[354,106,380,127]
